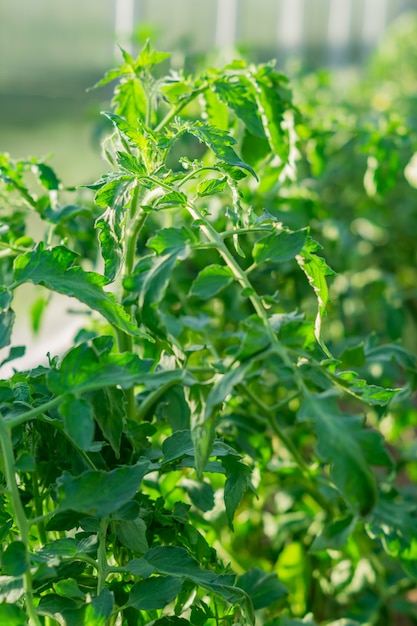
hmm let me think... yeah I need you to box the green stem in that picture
[6,396,63,429]
[154,84,209,132]
[31,471,47,545]
[136,377,185,423]
[0,413,42,626]
[97,517,109,594]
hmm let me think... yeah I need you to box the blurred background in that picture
[1,0,416,184]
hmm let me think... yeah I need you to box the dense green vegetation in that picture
[0,25,416,626]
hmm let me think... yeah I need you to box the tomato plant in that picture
[0,41,416,626]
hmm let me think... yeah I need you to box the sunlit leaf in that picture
[13,243,149,338]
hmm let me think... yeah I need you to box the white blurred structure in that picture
[1,0,415,93]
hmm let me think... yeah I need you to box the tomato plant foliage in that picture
[0,40,417,625]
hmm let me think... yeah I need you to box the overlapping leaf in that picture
[13,243,149,337]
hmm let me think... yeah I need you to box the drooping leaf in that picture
[221,455,254,530]
[56,460,150,517]
[91,387,125,456]
[298,393,377,515]
[250,65,291,161]
[95,209,123,281]
[213,77,265,138]
[296,236,335,349]
[190,265,234,300]
[59,396,94,451]
[13,243,149,338]
[128,576,184,610]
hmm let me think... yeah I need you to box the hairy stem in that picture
[0,414,42,626]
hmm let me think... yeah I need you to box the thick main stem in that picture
[0,415,42,626]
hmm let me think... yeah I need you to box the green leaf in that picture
[237,568,288,609]
[103,112,148,153]
[162,429,238,465]
[128,576,184,610]
[178,120,257,179]
[36,594,79,622]
[134,40,171,70]
[91,387,125,456]
[0,309,15,349]
[190,265,234,300]
[115,518,149,553]
[296,236,335,349]
[94,175,134,209]
[84,588,114,625]
[205,362,251,420]
[13,243,149,338]
[221,455,253,530]
[203,88,229,130]
[59,396,94,451]
[253,229,306,265]
[32,162,61,190]
[298,393,377,515]
[214,77,265,137]
[0,604,27,626]
[95,209,123,281]
[1,541,27,576]
[53,578,86,600]
[153,618,190,626]
[367,493,417,558]
[155,190,188,209]
[251,66,291,161]
[197,177,228,197]
[56,460,150,517]
[147,227,192,255]
[48,338,152,396]
[309,515,357,553]
[144,546,254,622]
[139,250,188,336]
[113,78,147,126]
[181,479,215,512]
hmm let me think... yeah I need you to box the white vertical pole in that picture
[115,0,136,53]
[277,0,304,52]
[215,0,238,48]
[362,0,389,47]
[327,0,353,64]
